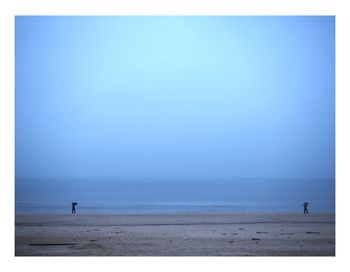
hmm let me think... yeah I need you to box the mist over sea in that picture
[15,17,335,216]
[15,178,335,214]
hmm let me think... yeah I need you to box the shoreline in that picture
[16,212,335,256]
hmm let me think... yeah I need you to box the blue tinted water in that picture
[15,178,335,214]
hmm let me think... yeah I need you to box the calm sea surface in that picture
[15,178,335,214]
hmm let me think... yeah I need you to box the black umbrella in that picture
[72,202,78,206]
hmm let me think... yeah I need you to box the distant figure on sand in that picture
[71,202,78,214]
[303,202,309,214]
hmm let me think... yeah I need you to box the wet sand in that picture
[15,212,335,256]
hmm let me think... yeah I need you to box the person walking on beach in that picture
[72,202,78,214]
[303,202,309,214]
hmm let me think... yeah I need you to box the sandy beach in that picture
[15,212,335,256]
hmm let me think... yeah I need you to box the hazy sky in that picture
[15,16,335,180]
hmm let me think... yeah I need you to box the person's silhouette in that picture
[72,202,78,214]
[303,202,309,214]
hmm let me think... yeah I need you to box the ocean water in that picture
[15,178,335,214]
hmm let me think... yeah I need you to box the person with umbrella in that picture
[72,202,78,214]
[303,202,309,214]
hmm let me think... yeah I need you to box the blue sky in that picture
[15,16,335,180]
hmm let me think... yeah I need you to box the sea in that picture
[15,178,335,214]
